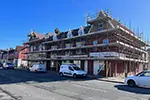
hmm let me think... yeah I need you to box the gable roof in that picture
[102,11,134,34]
[16,46,24,52]
[34,32,45,39]
[46,32,53,36]
[57,25,91,39]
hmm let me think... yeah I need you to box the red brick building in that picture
[25,10,149,77]
[18,45,29,67]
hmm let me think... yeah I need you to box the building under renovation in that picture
[25,10,149,77]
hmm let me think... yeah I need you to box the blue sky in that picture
[0,0,150,49]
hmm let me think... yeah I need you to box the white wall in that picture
[22,61,28,66]
[94,61,99,75]
[51,61,54,68]
[74,60,81,68]
[44,61,46,68]
[18,59,22,67]
[84,61,88,73]
[18,59,28,67]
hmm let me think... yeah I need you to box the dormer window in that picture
[78,26,84,36]
[67,30,73,38]
[98,23,103,31]
[53,34,58,41]
[45,34,49,39]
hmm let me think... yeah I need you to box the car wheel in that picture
[127,80,136,87]
[59,72,63,77]
[73,74,77,78]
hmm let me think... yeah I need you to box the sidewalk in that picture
[98,77,124,83]
[88,75,124,84]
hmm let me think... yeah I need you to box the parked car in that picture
[29,64,46,72]
[0,62,3,69]
[124,70,150,88]
[3,62,14,69]
[59,63,87,78]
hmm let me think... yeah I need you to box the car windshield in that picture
[7,63,13,65]
[72,65,81,70]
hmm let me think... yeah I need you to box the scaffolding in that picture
[25,10,149,76]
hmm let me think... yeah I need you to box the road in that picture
[0,69,150,100]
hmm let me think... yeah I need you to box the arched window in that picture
[78,26,84,36]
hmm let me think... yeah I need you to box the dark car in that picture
[0,62,3,66]
[3,62,14,69]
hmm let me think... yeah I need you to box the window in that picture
[92,47,97,51]
[33,46,36,51]
[144,72,150,76]
[66,44,71,48]
[98,23,103,31]
[93,40,98,45]
[51,46,57,49]
[138,71,150,77]
[76,42,81,47]
[69,66,74,71]
[67,30,73,38]
[76,49,82,54]
[53,34,58,41]
[73,66,81,70]
[78,26,84,36]
[103,46,109,50]
[141,71,150,77]
[39,45,42,51]
[42,45,45,50]
[103,39,109,45]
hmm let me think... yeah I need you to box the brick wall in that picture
[18,48,29,59]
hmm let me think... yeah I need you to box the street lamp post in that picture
[7,50,9,62]
[1,51,3,59]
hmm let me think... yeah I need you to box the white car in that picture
[3,62,14,69]
[125,70,150,88]
[29,64,46,72]
[59,63,87,78]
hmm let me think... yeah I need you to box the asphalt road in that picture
[0,69,150,100]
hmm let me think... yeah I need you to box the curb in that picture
[98,79,124,84]
[88,75,124,84]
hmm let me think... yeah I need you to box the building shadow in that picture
[114,85,150,94]
[0,69,100,85]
